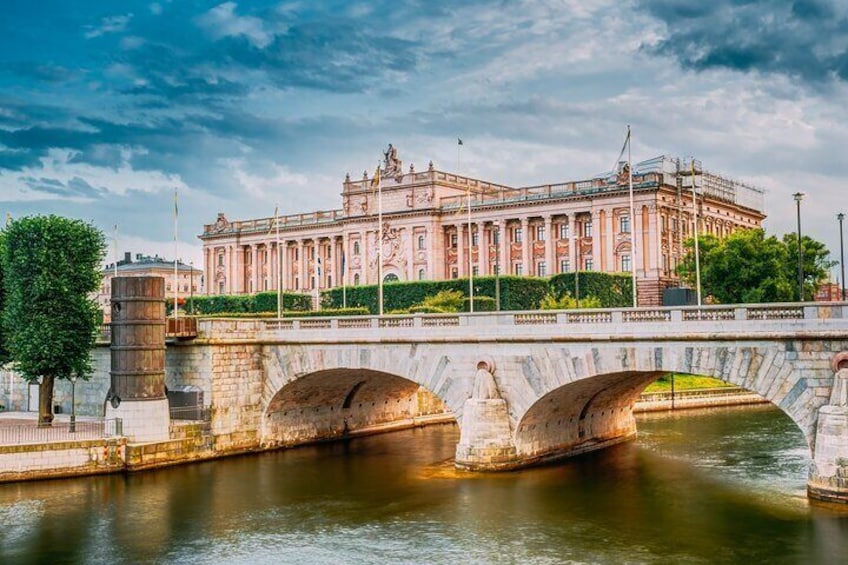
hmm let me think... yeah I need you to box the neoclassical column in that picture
[234,245,245,294]
[297,239,305,291]
[405,228,415,281]
[569,215,577,271]
[204,247,212,295]
[456,225,465,278]
[341,232,349,287]
[520,217,529,275]
[478,223,488,276]
[604,209,615,272]
[498,219,508,275]
[249,244,258,293]
[544,215,553,275]
[591,210,602,270]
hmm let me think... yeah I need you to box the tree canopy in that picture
[0,215,105,425]
[676,228,834,304]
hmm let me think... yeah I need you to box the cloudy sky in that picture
[1,0,847,276]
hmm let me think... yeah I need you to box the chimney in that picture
[124,252,132,264]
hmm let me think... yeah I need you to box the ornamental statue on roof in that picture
[382,143,403,178]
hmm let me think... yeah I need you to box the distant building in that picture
[816,282,844,302]
[98,252,204,322]
[199,147,766,306]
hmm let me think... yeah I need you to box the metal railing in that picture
[0,418,123,446]
[169,405,211,421]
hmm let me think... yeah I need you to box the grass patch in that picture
[644,374,734,393]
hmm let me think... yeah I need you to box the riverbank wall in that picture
[634,387,768,413]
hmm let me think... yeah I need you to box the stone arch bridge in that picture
[165,303,848,503]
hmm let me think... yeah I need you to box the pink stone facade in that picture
[199,152,765,306]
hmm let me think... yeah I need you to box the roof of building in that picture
[103,254,200,274]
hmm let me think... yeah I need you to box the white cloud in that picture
[0,147,188,203]
[83,14,133,39]
[195,2,273,49]
[221,158,308,200]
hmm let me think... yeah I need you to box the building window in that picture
[264,279,268,291]
[218,254,224,266]
[451,268,459,279]
[514,227,523,243]
[560,259,570,273]
[218,281,224,294]
[327,276,332,287]
[472,232,479,247]
[493,264,500,275]
[671,218,678,233]
[620,216,631,233]
[354,273,360,285]
[450,233,458,248]
[559,224,569,239]
[295,277,299,290]
[353,241,360,256]
[661,216,668,233]
[584,221,593,237]
[537,261,546,276]
[418,268,426,280]
[536,225,545,241]
[663,254,669,273]
[418,235,425,250]
[621,254,631,272]
[585,258,593,271]
[515,263,523,275]
[472,266,479,276]
[493,230,500,245]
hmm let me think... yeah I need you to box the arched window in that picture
[353,241,360,255]
[353,273,360,285]
[384,273,399,283]
[418,268,425,280]
[417,235,425,250]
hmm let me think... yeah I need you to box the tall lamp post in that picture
[838,212,846,301]
[69,374,77,433]
[793,192,805,301]
[494,226,501,311]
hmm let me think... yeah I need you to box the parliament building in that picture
[199,147,765,306]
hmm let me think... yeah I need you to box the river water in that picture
[2,405,847,564]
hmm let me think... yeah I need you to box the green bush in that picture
[539,291,601,310]
[198,307,370,319]
[408,305,449,314]
[185,291,311,315]
[320,276,549,313]
[463,296,496,312]
[548,272,632,308]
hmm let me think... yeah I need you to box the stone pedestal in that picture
[808,405,848,503]
[106,398,170,443]
[455,399,518,471]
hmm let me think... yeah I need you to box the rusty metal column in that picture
[106,276,170,442]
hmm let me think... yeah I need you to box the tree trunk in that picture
[38,375,55,427]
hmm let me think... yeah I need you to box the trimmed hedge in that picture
[320,276,550,314]
[193,307,370,319]
[548,272,632,308]
[183,291,312,315]
[463,296,496,312]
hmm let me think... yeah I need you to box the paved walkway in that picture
[0,411,109,444]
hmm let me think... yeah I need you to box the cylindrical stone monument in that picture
[105,276,170,442]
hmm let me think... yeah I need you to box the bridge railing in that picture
[191,302,847,340]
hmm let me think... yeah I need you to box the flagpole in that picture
[691,158,702,307]
[377,161,384,316]
[627,126,637,308]
[173,187,179,320]
[113,224,119,277]
[458,138,473,312]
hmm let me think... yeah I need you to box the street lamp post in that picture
[794,192,805,301]
[69,375,77,433]
[839,213,846,301]
[189,261,194,314]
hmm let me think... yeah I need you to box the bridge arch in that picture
[259,344,468,448]
[509,342,820,465]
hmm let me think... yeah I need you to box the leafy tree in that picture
[0,216,105,426]
[676,229,832,304]
[0,230,7,366]
[418,289,465,312]
[782,233,835,301]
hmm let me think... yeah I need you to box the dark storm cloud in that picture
[638,0,848,82]
[20,175,105,198]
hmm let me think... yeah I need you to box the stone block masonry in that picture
[0,438,126,482]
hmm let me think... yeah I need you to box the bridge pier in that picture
[808,356,848,503]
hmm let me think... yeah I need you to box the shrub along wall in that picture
[548,272,632,308]
[322,276,550,314]
[182,291,312,315]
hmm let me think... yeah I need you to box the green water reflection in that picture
[2,405,847,564]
